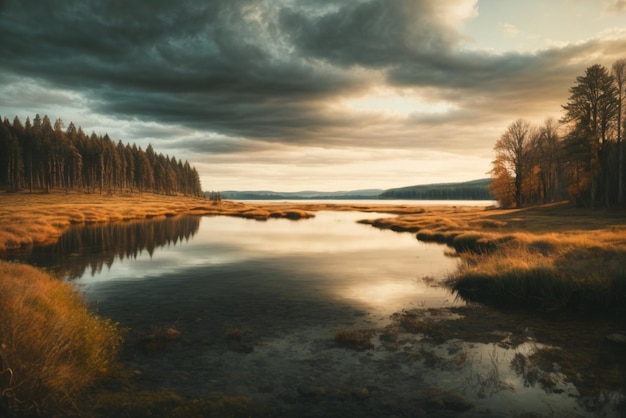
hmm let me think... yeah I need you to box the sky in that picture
[1,0,625,192]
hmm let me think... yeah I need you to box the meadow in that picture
[0,192,315,252]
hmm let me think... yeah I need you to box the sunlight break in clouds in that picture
[447,0,479,26]
[339,87,457,118]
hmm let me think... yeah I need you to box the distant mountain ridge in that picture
[219,189,383,200]
[215,178,493,200]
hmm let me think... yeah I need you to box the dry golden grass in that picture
[0,191,321,251]
[349,201,626,311]
[3,191,626,310]
[0,261,121,416]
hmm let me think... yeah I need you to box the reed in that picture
[334,328,376,351]
[0,261,121,416]
[450,245,626,311]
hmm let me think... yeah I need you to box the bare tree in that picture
[493,119,534,208]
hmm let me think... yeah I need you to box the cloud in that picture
[0,0,624,180]
[279,0,476,67]
[497,22,520,37]
[607,0,626,13]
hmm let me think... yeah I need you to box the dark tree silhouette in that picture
[492,60,626,208]
[0,114,203,197]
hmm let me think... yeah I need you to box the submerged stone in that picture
[422,389,474,413]
[606,332,626,345]
[441,392,474,412]
[297,385,327,397]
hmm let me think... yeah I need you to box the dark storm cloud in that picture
[0,0,621,150]
[278,0,462,67]
[0,0,347,96]
[390,39,623,90]
[0,0,372,143]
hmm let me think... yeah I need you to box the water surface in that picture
[76,211,459,319]
[8,211,624,417]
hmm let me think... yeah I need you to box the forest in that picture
[379,178,493,200]
[491,59,626,208]
[0,114,203,196]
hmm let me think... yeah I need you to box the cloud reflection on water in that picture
[70,211,460,315]
[40,211,622,416]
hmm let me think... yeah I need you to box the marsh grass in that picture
[451,245,626,311]
[358,202,626,312]
[0,192,320,251]
[0,261,121,416]
[226,327,250,340]
[397,316,433,334]
[137,326,182,352]
[334,328,376,351]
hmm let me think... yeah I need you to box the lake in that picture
[8,209,625,417]
[235,199,497,206]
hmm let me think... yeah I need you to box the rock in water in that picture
[297,385,326,397]
[606,332,626,345]
[441,392,474,412]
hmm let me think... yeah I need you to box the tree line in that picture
[491,59,626,208]
[379,179,493,200]
[0,114,203,196]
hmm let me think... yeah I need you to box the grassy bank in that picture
[359,202,626,312]
[0,261,121,417]
[451,246,626,311]
[0,191,316,251]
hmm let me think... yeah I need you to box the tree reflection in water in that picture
[8,216,201,279]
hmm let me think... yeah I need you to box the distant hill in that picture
[217,189,384,200]
[379,178,493,200]
[215,179,494,200]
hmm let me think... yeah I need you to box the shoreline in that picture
[0,191,485,252]
[3,192,626,312]
[0,192,315,252]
